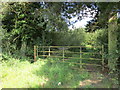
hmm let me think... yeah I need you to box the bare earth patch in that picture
[79,79,102,87]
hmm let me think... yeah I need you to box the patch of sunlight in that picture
[39,76,49,88]
[85,45,92,48]
[0,80,2,90]
[2,69,48,88]
[1,59,48,88]
[79,79,102,87]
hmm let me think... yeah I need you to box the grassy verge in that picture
[0,57,90,88]
[0,56,118,88]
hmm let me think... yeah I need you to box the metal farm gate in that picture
[34,45,104,71]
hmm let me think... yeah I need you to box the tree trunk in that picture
[20,41,26,57]
[0,3,3,60]
[108,20,118,70]
[0,29,2,60]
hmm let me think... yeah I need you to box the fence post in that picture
[63,47,64,61]
[49,46,51,56]
[34,46,37,62]
[37,46,38,58]
[80,46,82,69]
[102,45,104,71]
[42,46,45,59]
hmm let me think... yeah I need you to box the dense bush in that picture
[84,29,108,47]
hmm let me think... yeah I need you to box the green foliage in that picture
[84,29,108,46]
[1,2,68,56]
[86,2,119,32]
[52,28,85,46]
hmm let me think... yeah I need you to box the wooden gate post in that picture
[80,46,82,69]
[37,46,38,58]
[63,47,64,61]
[49,46,51,56]
[42,46,45,59]
[34,46,37,62]
[102,45,104,71]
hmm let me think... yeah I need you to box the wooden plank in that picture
[81,58,102,60]
[62,59,102,62]
[80,52,100,54]
[63,61,101,66]
[38,51,100,54]
[80,63,101,66]
[38,55,102,60]
[66,57,102,60]
[70,67,86,71]
[38,58,101,66]
[39,55,59,57]
[38,46,102,48]
[38,51,62,53]
[70,67,98,72]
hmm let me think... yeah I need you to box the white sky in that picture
[69,17,93,29]
[68,6,97,30]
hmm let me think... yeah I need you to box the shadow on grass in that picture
[78,72,119,88]
[32,59,91,88]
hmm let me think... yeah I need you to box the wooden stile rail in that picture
[34,45,104,71]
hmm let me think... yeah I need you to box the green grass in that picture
[0,57,91,88]
[0,55,118,88]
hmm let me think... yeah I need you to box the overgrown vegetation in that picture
[0,55,91,88]
[0,2,120,88]
[0,55,118,88]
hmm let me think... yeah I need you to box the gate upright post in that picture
[34,46,37,62]
[102,45,104,71]
[49,46,51,56]
[80,46,82,69]
[37,46,38,58]
[63,47,64,62]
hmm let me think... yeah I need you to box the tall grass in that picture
[0,56,90,88]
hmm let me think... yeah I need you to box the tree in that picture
[51,28,85,46]
[59,2,120,72]
[0,2,4,60]
[1,2,69,56]
[2,2,120,71]
[88,3,120,71]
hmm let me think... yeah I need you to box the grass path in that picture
[0,58,118,88]
[77,65,118,88]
